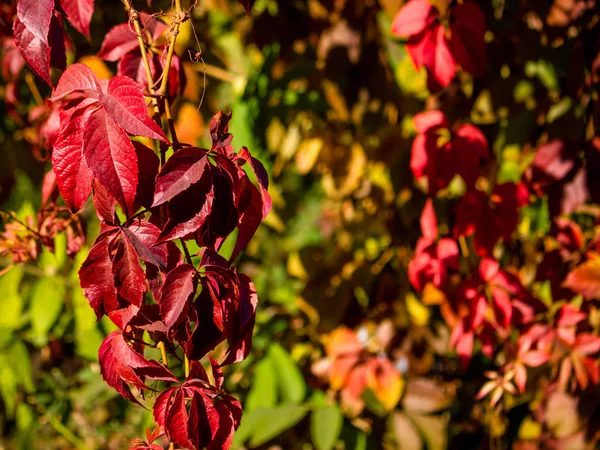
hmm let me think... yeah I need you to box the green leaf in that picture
[71,251,105,359]
[245,355,278,413]
[311,404,343,450]
[29,277,65,346]
[0,364,17,418]
[268,342,306,403]
[248,404,309,447]
[0,266,24,329]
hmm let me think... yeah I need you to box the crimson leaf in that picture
[59,0,95,38]
[83,107,139,215]
[99,331,178,404]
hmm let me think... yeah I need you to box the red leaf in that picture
[426,25,456,91]
[237,0,255,15]
[118,50,157,90]
[450,323,473,370]
[59,0,94,38]
[420,199,438,241]
[124,220,170,269]
[50,62,102,102]
[449,2,487,77]
[98,14,167,61]
[574,334,600,355]
[16,0,53,45]
[413,110,448,133]
[165,390,194,449]
[159,264,197,332]
[13,18,52,86]
[157,168,214,243]
[221,273,258,365]
[520,350,550,367]
[133,142,160,210]
[152,148,208,207]
[51,105,94,211]
[390,0,437,38]
[100,76,168,142]
[99,331,178,403]
[82,107,139,215]
[79,230,119,318]
[97,23,140,61]
[110,231,147,308]
[452,124,489,187]
[91,180,116,222]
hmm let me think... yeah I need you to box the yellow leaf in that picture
[406,292,430,326]
[421,283,447,306]
[78,56,112,79]
[175,103,204,146]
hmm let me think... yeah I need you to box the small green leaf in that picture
[0,266,24,329]
[248,404,309,447]
[29,277,65,346]
[268,342,306,403]
[311,404,343,450]
[245,355,278,412]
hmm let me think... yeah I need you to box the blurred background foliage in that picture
[1,0,600,449]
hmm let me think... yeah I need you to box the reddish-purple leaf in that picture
[221,273,258,366]
[51,106,95,211]
[16,0,54,44]
[50,62,102,102]
[152,148,208,207]
[125,220,171,270]
[13,17,52,86]
[133,142,160,210]
[237,0,255,15]
[159,264,197,332]
[110,231,147,308]
[79,230,119,318]
[59,0,94,38]
[165,390,194,449]
[83,107,139,215]
[157,169,214,243]
[101,76,168,142]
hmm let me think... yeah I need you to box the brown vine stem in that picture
[25,73,44,106]
[156,0,186,99]
[121,0,161,121]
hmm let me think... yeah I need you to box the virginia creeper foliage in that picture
[7,0,269,448]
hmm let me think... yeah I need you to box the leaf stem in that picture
[184,356,190,378]
[180,239,194,265]
[157,341,168,367]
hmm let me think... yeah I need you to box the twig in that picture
[25,73,44,106]
[156,0,187,98]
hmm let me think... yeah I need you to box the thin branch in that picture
[121,0,161,121]
[156,0,187,98]
[25,73,44,106]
